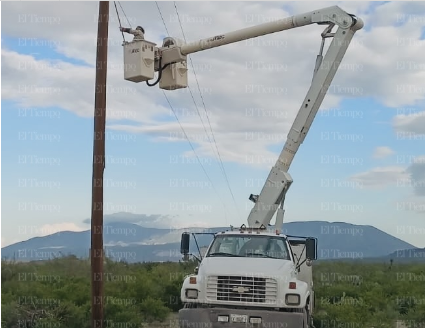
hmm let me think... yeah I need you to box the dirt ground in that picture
[146,312,179,328]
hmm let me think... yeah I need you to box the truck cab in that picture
[179,227,317,328]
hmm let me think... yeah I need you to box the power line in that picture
[116,1,231,223]
[113,2,125,40]
[171,3,220,163]
[154,2,230,222]
[155,1,170,36]
[163,91,229,220]
[118,1,132,28]
[173,2,241,221]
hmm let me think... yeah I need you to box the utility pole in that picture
[91,1,108,328]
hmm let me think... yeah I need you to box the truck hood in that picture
[199,256,295,278]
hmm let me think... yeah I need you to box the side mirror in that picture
[181,232,190,256]
[305,238,317,260]
[194,266,199,274]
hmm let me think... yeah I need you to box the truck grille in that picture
[206,275,277,304]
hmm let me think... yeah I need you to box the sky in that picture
[1,1,424,248]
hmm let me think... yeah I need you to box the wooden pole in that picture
[91,1,109,328]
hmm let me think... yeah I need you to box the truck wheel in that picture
[303,307,312,328]
[299,308,306,328]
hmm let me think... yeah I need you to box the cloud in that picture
[82,212,211,229]
[1,49,167,121]
[373,146,395,159]
[286,2,425,107]
[349,166,409,189]
[349,156,425,197]
[393,110,425,136]
[37,223,86,236]
[2,1,425,168]
[406,156,425,196]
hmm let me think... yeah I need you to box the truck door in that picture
[288,240,313,288]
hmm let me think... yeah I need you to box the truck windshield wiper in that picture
[245,252,276,259]
[208,252,240,257]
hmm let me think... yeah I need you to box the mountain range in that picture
[2,219,424,263]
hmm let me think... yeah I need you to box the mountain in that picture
[383,248,425,262]
[1,221,421,263]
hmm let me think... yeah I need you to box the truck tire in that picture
[302,308,308,328]
[294,306,311,327]
[303,307,312,328]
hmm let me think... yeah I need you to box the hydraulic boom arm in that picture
[159,6,362,66]
[158,6,363,231]
[124,5,363,231]
[246,10,363,230]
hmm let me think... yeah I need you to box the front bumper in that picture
[179,307,304,328]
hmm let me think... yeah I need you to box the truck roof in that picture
[215,229,288,238]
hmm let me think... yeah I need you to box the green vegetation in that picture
[313,261,425,328]
[2,256,424,328]
[1,256,194,328]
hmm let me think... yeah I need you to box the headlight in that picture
[249,317,262,324]
[186,289,198,299]
[285,294,300,305]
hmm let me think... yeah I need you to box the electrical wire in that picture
[163,91,225,202]
[155,2,230,223]
[155,1,170,36]
[173,2,241,221]
[118,1,132,28]
[146,59,171,87]
[113,1,125,41]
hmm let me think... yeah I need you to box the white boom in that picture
[124,4,363,231]
[159,6,362,64]
[245,10,363,230]
[160,6,363,231]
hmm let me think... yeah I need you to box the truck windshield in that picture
[206,235,290,260]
